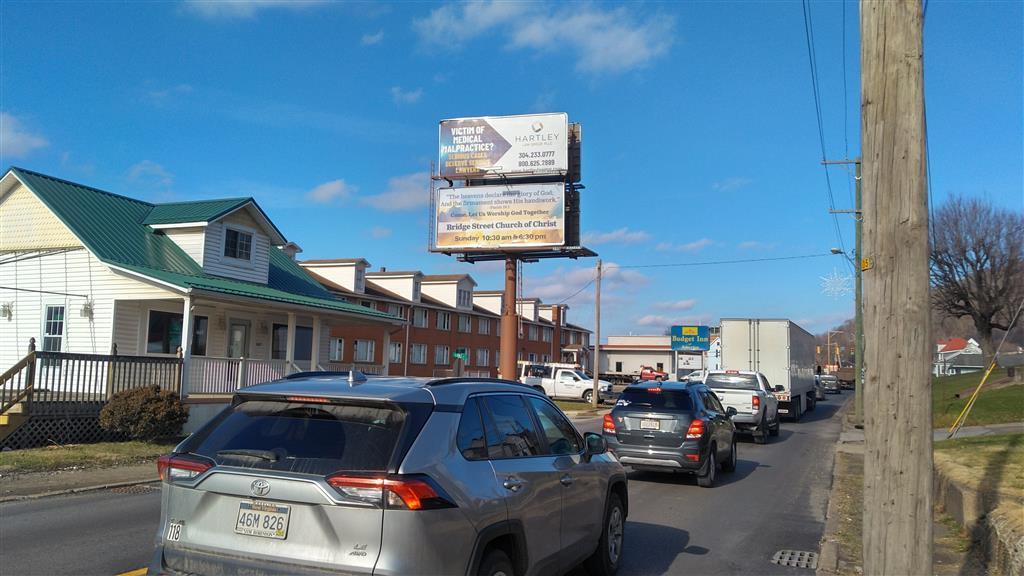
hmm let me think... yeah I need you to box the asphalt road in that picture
[0,396,848,576]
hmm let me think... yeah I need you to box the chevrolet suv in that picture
[148,374,628,576]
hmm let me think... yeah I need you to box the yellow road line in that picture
[114,569,147,576]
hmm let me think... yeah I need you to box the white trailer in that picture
[719,318,817,420]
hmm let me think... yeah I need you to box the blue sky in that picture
[2,0,1021,338]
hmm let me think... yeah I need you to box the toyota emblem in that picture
[250,479,271,497]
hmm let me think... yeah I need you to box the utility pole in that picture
[591,259,602,408]
[861,1,932,574]
[854,158,864,425]
[499,256,519,381]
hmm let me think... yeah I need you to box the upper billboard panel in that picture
[438,113,568,180]
[431,182,565,252]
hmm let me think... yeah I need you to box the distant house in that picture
[0,167,402,395]
[934,337,985,376]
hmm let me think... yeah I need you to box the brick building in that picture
[299,259,591,378]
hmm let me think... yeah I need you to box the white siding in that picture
[163,227,206,266]
[0,248,179,369]
[365,273,419,301]
[421,281,458,308]
[473,293,503,316]
[203,208,271,284]
[0,182,80,250]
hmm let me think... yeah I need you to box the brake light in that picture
[726,370,739,374]
[602,414,616,434]
[752,395,761,410]
[157,454,212,483]
[686,419,705,439]
[326,475,455,510]
[647,387,662,394]
[285,395,329,403]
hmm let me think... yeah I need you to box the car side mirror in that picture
[774,385,785,393]
[584,432,607,458]
[726,406,738,417]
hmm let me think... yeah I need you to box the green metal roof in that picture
[8,167,398,322]
[142,198,251,225]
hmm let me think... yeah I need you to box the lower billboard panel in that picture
[432,183,565,252]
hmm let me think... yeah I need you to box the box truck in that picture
[720,318,817,420]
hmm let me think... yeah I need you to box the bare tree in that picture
[930,195,1024,362]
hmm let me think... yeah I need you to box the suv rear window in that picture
[185,400,405,475]
[617,387,694,411]
[706,373,760,390]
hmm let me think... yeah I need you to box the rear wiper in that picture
[217,449,279,462]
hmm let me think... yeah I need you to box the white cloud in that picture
[656,238,714,252]
[582,227,651,245]
[144,84,193,106]
[712,177,753,192]
[636,313,713,328]
[126,160,174,188]
[361,30,384,45]
[414,2,673,74]
[361,172,429,211]
[306,179,354,204]
[371,226,392,238]
[523,262,648,304]
[390,86,423,104]
[0,113,49,158]
[653,299,698,311]
[738,240,775,250]
[183,0,327,19]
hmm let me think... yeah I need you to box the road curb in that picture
[0,477,160,503]
[817,401,857,575]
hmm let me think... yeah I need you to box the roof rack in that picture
[425,377,529,388]
[284,370,368,383]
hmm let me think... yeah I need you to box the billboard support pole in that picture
[500,256,519,381]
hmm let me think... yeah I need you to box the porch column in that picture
[285,312,296,374]
[179,295,194,399]
[310,315,321,370]
[382,330,391,376]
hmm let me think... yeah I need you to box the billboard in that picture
[432,182,565,252]
[438,113,568,179]
[671,325,711,351]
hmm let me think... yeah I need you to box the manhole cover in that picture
[771,550,819,569]
[110,484,159,495]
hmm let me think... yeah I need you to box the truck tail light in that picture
[602,414,616,434]
[326,474,456,510]
[752,395,761,410]
[157,454,212,483]
[686,419,705,439]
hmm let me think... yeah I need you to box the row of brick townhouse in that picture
[299,259,592,378]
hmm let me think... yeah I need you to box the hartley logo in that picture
[250,479,271,497]
[531,121,544,133]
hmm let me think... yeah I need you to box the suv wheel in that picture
[721,439,737,473]
[697,448,716,488]
[478,548,514,576]
[584,492,624,576]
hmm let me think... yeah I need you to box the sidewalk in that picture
[0,462,159,502]
[838,421,1024,445]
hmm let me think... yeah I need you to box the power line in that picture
[557,276,595,305]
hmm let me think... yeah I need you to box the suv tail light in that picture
[157,454,212,483]
[752,395,761,410]
[326,474,456,510]
[602,414,616,434]
[686,419,705,439]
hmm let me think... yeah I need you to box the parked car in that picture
[149,374,628,576]
[638,366,669,382]
[603,381,737,487]
[519,362,615,404]
[704,370,781,444]
[819,374,842,394]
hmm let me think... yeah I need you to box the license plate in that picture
[777,393,790,402]
[235,501,290,540]
[778,408,789,414]
[640,419,660,430]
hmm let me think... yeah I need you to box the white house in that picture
[933,337,985,376]
[0,167,402,396]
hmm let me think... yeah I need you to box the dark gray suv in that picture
[148,374,628,576]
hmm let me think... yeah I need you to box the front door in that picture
[227,320,251,358]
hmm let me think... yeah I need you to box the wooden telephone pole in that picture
[861,1,932,574]
[591,259,602,407]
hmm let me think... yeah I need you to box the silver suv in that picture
[148,374,628,576]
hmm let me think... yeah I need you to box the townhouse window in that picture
[361,300,374,309]
[476,348,490,367]
[435,345,450,365]
[386,303,403,318]
[478,317,490,335]
[494,350,500,368]
[329,338,345,362]
[541,327,552,343]
[561,331,568,345]
[147,310,208,356]
[528,325,538,341]
[528,353,537,362]
[272,324,312,361]
[458,314,471,333]
[571,332,579,345]
[388,341,403,364]
[457,289,471,308]
[410,343,427,365]
[223,228,252,261]
[541,354,550,363]
[413,308,428,328]
[436,311,451,331]
[354,339,375,363]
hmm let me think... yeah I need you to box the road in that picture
[0,396,848,576]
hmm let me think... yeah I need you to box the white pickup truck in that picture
[705,370,781,444]
[519,363,615,404]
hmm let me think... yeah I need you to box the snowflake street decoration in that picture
[820,268,853,299]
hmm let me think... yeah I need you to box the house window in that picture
[561,331,568,345]
[528,325,538,341]
[435,345,450,365]
[570,332,578,344]
[528,353,537,362]
[541,327,552,342]
[457,289,472,308]
[458,314,471,333]
[413,308,428,328]
[388,341,403,364]
[410,343,427,364]
[329,338,345,362]
[42,305,66,353]
[386,303,403,318]
[476,348,490,367]
[361,300,374,309]
[271,324,312,361]
[354,340,375,363]
[146,310,208,355]
[223,228,252,261]
[436,311,451,331]
[541,354,550,363]
[478,317,490,335]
